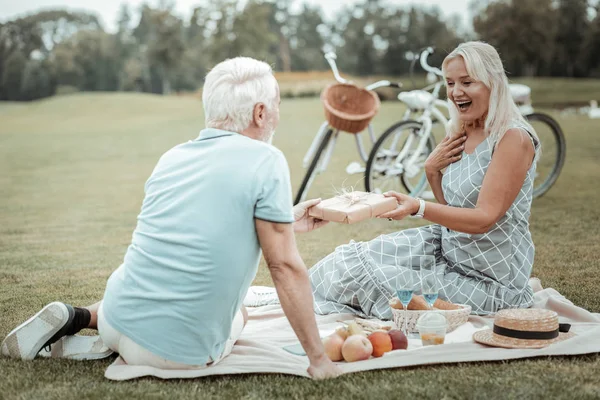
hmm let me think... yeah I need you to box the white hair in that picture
[202,57,278,133]
[442,41,539,154]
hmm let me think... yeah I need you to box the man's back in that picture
[102,128,294,365]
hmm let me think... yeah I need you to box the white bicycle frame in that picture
[301,53,395,175]
[382,48,449,179]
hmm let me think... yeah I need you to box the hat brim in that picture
[473,328,576,349]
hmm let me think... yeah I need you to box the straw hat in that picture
[473,309,575,349]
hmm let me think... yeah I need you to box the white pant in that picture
[97,303,245,369]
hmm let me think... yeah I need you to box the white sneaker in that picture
[243,286,280,307]
[1,302,72,360]
[38,335,114,360]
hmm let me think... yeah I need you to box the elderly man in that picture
[1,57,341,380]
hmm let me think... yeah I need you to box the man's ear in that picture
[253,103,266,128]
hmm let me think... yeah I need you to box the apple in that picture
[388,329,408,350]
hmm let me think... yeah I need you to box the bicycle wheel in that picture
[365,120,434,197]
[525,113,566,198]
[294,127,334,205]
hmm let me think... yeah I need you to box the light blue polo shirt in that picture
[102,128,294,365]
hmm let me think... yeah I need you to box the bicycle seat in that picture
[509,83,531,104]
[398,90,435,110]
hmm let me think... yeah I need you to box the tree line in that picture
[1,0,599,101]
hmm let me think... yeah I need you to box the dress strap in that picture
[510,122,539,150]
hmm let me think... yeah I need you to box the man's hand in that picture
[255,219,340,381]
[378,191,420,221]
[307,353,343,380]
[293,198,329,233]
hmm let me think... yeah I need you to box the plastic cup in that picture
[416,312,447,346]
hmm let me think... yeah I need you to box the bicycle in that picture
[365,48,450,198]
[364,47,566,199]
[509,84,567,198]
[294,53,401,205]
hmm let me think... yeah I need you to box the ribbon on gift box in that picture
[308,191,398,224]
[337,191,370,205]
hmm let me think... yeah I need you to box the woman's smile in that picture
[445,57,490,123]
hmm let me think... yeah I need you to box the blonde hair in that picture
[442,41,539,154]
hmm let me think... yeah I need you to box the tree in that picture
[120,57,146,91]
[20,59,55,101]
[582,6,600,76]
[0,9,103,100]
[179,6,212,89]
[203,1,239,67]
[289,4,328,71]
[33,10,102,51]
[132,5,154,45]
[1,51,27,100]
[330,0,384,76]
[146,9,185,94]
[474,0,557,76]
[53,30,120,91]
[376,6,462,77]
[552,0,590,77]
[231,1,278,63]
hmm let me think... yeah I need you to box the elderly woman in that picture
[309,41,540,319]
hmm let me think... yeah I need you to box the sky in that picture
[0,0,472,31]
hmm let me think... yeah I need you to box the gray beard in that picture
[260,127,275,144]
[266,131,275,144]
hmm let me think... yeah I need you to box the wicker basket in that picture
[390,301,472,334]
[321,83,380,134]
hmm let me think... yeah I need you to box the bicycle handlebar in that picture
[323,52,402,90]
[420,47,444,77]
[366,80,402,91]
[324,52,350,84]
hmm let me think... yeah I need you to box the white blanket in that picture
[104,280,600,380]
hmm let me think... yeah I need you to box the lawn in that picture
[0,92,599,399]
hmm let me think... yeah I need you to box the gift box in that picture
[308,191,398,224]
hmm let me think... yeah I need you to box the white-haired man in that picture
[1,57,341,380]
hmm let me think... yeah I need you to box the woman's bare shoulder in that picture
[497,127,535,155]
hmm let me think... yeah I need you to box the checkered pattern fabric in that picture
[310,124,538,318]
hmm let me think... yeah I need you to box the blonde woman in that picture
[309,41,540,318]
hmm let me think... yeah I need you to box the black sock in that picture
[66,307,91,336]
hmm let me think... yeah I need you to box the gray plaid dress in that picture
[310,124,538,318]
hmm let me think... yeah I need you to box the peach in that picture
[342,335,373,362]
[388,329,408,350]
[322,333,345,362]
[368,331,393,357]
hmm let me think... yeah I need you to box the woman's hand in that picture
[293,198,329,233]
[378,192,420,221]
[424,131,467,175]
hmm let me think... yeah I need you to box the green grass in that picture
[509,77,600,108]
[1,93,600,399]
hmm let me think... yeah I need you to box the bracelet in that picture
[411,198,426,218]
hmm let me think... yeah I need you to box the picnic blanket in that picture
[104,279,600,380]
